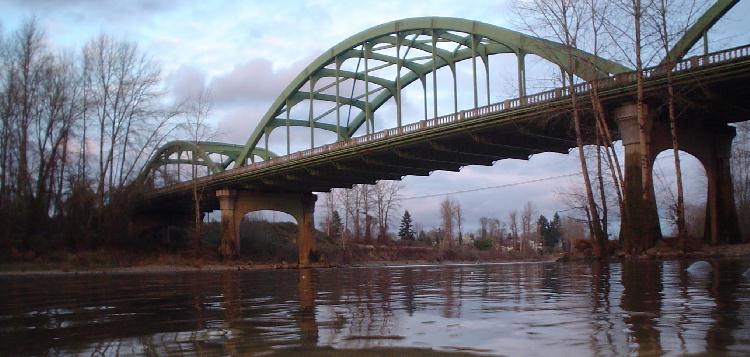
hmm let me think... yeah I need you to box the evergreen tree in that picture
[330,210,343,240]
[398,210,416,241]
[548,213,562,248]
[539,213,562,250]
[417,230,429,243]
[537,215,550,248]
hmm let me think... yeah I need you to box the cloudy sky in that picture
[2,0,749,234]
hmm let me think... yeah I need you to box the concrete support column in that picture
[298,193,317,268]
[215,190,317,266]
[702,126,742,244]
[217,189,239,259]
[615,103,662,254]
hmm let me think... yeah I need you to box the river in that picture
[1,259,749,356]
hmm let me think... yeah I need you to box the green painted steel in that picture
[662,0,739,65]
[144,42,750,196]
[140,4,739,184]
[234,17,631,166]
[142,1,738,183]
[138,140,276,183]
[142,16,664,182]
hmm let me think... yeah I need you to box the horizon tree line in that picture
[0,18,204,257]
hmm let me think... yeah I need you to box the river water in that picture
[1,259,749,356]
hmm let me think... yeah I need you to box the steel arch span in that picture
[235,17,630,166]
[140,4,738,185]
[138,140,276,185]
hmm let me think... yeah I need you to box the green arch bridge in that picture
[137,1,750,265]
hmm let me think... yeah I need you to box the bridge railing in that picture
[153,44,750,193]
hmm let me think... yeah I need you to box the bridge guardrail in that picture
[153,44,750,194]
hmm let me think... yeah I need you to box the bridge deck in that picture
[147,45,750,208]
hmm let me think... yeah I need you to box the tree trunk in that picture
[563,32,607,257]
[658,0,687,250]
[597,127,608,239]
[666,64,686,248]
[634,0,653,207]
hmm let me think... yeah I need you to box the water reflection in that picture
[620,260,663,355]
[705,260,746,353]
[298,269,318,345]
[1,259,749,356]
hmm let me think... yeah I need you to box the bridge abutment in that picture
[615,103,662,254]
[216,189,318,267]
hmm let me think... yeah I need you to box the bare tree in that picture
[587,0,622,241]
[453,200,463,246]
[521,201,537,254]
[0,20,87,248]
[337,187,354,246]
[631,0,657,253]
[649,0,713,248]
[595,128,609,238]
[0,19,189,253]
[359,184,371,243]
[516,0,607,256]
[11,19,46,204]
[322,191,337,237]
[588,0,626,225]
[182,87,213,255]
[657,0,686,248]
[479,217,490,240]
[508,210,519,246]
[370,180,402,245]
[82,33,162,207]
[479,216,504,247]
[342,184,369,242]
[560,215,588,250]
[440,196,456,248]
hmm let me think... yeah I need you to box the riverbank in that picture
[0,241,552,275]
[0,247,559,276]
[2,242,749,276]
[0,258,563,276]
[642,241,750,258]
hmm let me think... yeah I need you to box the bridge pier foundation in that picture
[699,126,742,244]
[615,103,662,254]
[217,189,240,259]
[216,189,318,266]
[616,102,743,250]
[649,121,742,245]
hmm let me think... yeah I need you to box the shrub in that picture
[309,249,321,263]
[474,238,493,251]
